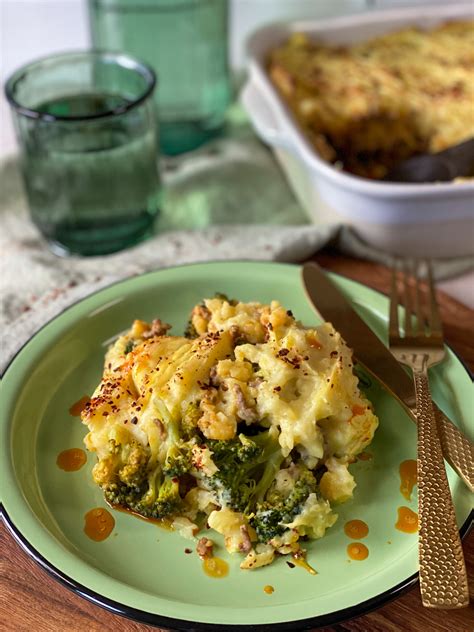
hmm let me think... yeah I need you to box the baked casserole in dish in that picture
[242,4,474,257]
[268,21,474,180]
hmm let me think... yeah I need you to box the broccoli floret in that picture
[103,473,182,520]
[180,402,202,440]
[157,408,197,477]
[103,480,147,508]
[207,434,262,465]
[96,433,184,519]
[203,435,262,510]
[163,450,193,477]
[202,429,284,513]
[93,439,148,487]
[250,508,287,541]
[250,466,318,543]
[149,475,182,518]
[119,443,148,487]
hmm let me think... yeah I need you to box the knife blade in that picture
[302,261,474,492]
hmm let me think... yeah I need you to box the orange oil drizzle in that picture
[264,585,275,594]
[344,519,369,539]
[347,542,369,560]
[84,508,115,541]
[292,552,317,575]
[399,459,417,501]
[202,556,229,578]
[56,448,87,471]
[395,506,419,533]
[69,396,90,416]
[109,504,174,530]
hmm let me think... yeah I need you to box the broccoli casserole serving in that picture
[268,21,474,179]
[82,297,378,569]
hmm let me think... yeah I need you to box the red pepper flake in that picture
[131,416,138,425]
[277,349,289,357]
[286,310,293,317]
[184,548,192,554]
[273,386,282,392]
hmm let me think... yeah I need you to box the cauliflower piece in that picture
[191,445,218,476]
[319,402,379,457]
[208,508,254,554]
[172,516,199,540]
[240,544,275,570]
[184,488,218,520]
[198,397,237,440]
[283,493,337,538]
[269,529,300,555]
[320,456,356,504]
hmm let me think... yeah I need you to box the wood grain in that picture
[1,254,473,632]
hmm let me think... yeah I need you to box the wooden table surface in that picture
[1,252,473,632]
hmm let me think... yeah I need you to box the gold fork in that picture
[389,259,469,609]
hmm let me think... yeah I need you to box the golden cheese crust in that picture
[268,21,474,179]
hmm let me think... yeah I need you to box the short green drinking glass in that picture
[5,51,161,257]
[89,0,231,155]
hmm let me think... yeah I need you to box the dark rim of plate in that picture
[1,261,473,631]
[4,50,156,122]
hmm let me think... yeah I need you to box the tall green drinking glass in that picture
[5,51,161,256]
[89,0,231,155]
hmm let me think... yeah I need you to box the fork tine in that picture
[426,260,443,337]
[412,259,423,335]
[389,260,400,338]
[402,260,413,336]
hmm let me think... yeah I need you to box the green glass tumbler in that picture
[89,0,231,155]
[5,51,161,256]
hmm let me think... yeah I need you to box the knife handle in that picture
[434,403,474,493]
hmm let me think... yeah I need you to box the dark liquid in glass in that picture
[23,93,160,256]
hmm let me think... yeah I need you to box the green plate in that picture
[1,262,472,630]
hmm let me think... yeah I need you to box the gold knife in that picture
[302,261,474,492]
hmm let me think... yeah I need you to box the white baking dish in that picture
[242,4,474,258]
